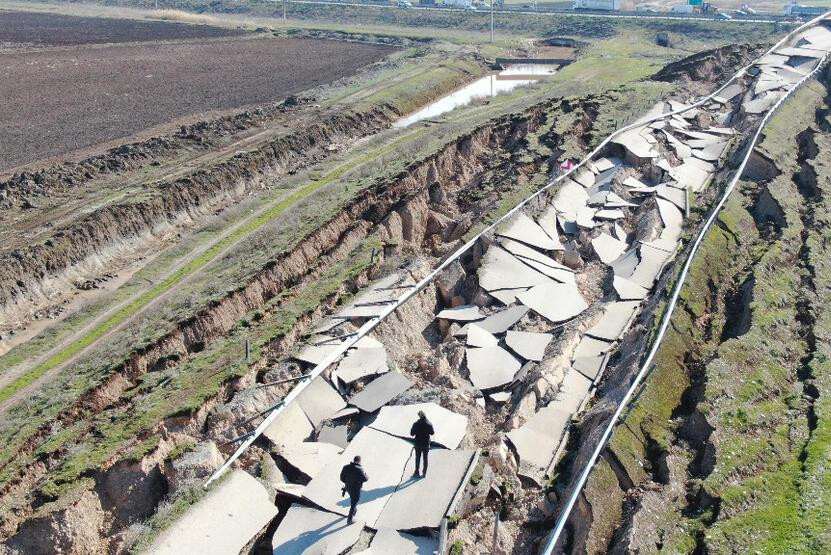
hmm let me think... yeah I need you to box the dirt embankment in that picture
[552,64,831,555]
[0,97,307,205]
[0,104,393,334]
[0,90,607,553]
[651,43,768,94]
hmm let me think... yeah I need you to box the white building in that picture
[573,0,622,10]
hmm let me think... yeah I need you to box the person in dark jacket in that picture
[410,410,435,478]
[340,455,369,524]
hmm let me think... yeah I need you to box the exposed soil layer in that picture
[0,9,243,47]
[651,43,768,94]
[0,33,395,171]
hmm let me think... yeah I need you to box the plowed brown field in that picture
[0,12,395,172]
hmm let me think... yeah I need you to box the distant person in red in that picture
[410,410,435,478]
[340,455,368,524]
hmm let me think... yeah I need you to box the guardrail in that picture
[539,12,831,554]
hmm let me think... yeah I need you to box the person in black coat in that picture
[340,455,369,524]
[410,410,435,478]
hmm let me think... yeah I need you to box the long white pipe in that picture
[206,14,826,490]
[541,13,830,554]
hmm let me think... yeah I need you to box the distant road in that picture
[284,0,789,24]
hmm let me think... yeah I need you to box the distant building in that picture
[783,2,828,16]
[573,0,621,10]
[444,0,473,7]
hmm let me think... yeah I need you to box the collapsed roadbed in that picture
[105,26,831,555]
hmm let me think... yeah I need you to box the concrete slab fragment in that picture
[467,324,499,347]
[507,403,571,483]
[593,157,621,172]
[613,275,649,300]
[318,425,350,448]
[668,160,710,192]
[514,254,577,285]
[277,442,342,479]
[264,401,315,446]
[505,330,553,362]
[622,176,649,189]
[587,190,609,206]
[594,209,626,221]
[336,348,389,385]
[575,206,597,229]
[436,305,484,322]
[656,184,687,212]
[489,391,512,403]
[641,237,679,253]
[586,301,640,341]
[718,83,744,100]
[374,449,476,530]
[776,46,825,58]
[370,402,468,450]
[297,376,347,428]
[517,282,589,324]
[573,355,607,382]
[349,371,412,413]
[743,91,783,114]
[466,346,523,390]
[592,232,628,264]
[272,504,363,555]
[573,336,612,359]
[303,427,413,523]
[151,470,278,555]
[553,181,590,220]
[556,368,593,413]
[296,336,343,365]
[479,247,554,292]
[487,288,530,305]
[500,238,571,271]
[610,248,639,278]
[458,305,530,336]
[656,197,684,243]
[574,169,595,187]
[355,529,438,555]
[614,222,627,242]
[605,192,636,208]
[535,206,564,248]
[497,212,562,251]
[613,129,658,159]
[628,244,673,288]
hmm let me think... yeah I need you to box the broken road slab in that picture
[271,504,363,555]
[349,371,412,413]
[374,449,476,530]
[369,402,468,449]
[466,345,523,391]
[150,470,278,555]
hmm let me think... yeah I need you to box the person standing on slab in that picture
[340,455,369,524]
[410,410,435,478]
